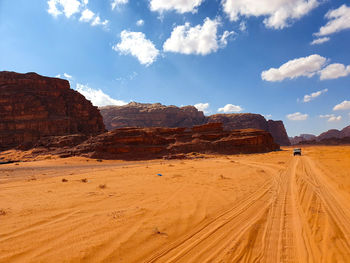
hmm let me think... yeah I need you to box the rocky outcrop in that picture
[0,71,105,150]
[293,125,350,145]
[99,102,206,130]
[289,134,316,145]
[100,104,291,146]
[67,123,280,160]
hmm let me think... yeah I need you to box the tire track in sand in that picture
[145,156,350,263]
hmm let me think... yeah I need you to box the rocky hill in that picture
[291,125,350,145]
[100,104,291,146]
[0,71,105,150]
[4,123,279,160]
[99,102,206,130]
[289,134,317,145]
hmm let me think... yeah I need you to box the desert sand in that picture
[1,146,350,262]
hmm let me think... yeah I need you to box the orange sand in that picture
[1,146,350,262]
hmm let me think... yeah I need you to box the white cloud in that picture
[303,88,327,102]
[287,112,308,121]
[79,8,94,22]
[111,0,128,10]
[218,104,243,113]
[319,114,342,122]
[150,0,204,14]
[333,101,350,111]
[76,83,127,107]
[113,30,159,66]
[261,54,326,82]
[136,19,144,26]
[263,114,272,119]
[239,21,247,31]
[91,16,109,27]
[63,73,73,79]
[310,37,330,45]
[194,103,210,114]
[319,63,350,80]
[47,0,82,18]
[163,18,233,55]
[222,0,319,29]
[315,5,350,37]
[79,9,108,27]
[55,73,73,80]
[48,1,108,27]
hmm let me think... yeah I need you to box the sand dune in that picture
[1,146,350,262]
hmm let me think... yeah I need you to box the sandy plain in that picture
[1,146,350,262]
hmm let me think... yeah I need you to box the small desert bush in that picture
[99,184,106,189]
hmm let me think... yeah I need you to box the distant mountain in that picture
[291,125,350,145]
[289,134,316,145]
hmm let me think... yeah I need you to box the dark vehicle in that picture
[293,148,301,156]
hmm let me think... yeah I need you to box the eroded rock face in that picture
[70,123,280,160]
[0,71,105,150]
[100,104,291,146]
[99,102,206,130]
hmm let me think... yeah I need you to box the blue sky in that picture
[1,0,350,136]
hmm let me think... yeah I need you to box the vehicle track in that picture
[144,156,350,262]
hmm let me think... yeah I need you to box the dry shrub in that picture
[62,178,68,182]
[0,209,6,216]
[81,178,88,183]
[99,184,106,189]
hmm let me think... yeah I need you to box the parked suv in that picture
[293,148,301,156]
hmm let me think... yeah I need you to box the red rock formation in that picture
[207,114,291,146]
[294,125,350,145]
[99,102,206,130]
[100,104,291,146]
[68,123,279,160]
[267,120,291,146]
[0,71,105,150]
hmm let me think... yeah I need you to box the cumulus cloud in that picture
[287,112,308,121]
[48,0,81,18]
[136,19,144,26]
[333,100,350,111]
[310,37,330,45]
[261,54,327,82]
[56,73,73,80]
[113,30,159,66]
[319,63,350,80]
[48,0,108,27]
[150,0,204,14]
[319,114,342,122]
[315,5,350,37]
[163,18,234,55]
[303,88,327,103]
[194,103,210,114]
[76,83,127,107]
[218,104,243,113]
[222,0,319,29]
[111,0,128,10]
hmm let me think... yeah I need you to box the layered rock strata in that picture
[0,71,105,150]
[100,104,291,146]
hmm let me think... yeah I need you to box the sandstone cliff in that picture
[53,123,280,160]
[100,104,291,146]
[0,71,105,150]
[99,102,206,130]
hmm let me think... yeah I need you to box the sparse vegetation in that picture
[99,184,106,189]
[81,178,88,183]
[0,209,6,216]
[62,178,68,182]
